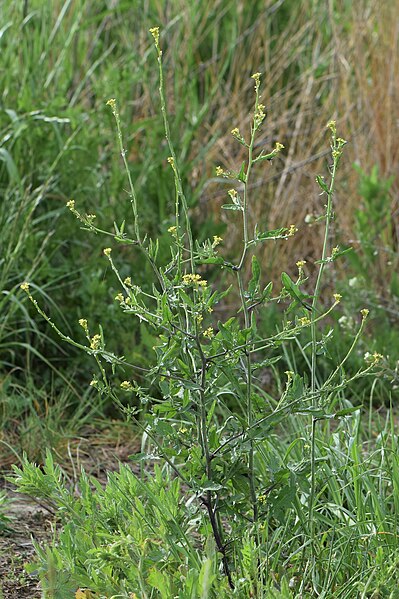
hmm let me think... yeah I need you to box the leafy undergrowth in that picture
[7,409,399,599]
[0,430,140,599]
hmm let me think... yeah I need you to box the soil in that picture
[0,490,50,598]
[0,431,139,598]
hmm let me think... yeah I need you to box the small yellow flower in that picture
[66,199,75,210]
[120,380,133,391]
[258,494,267,504]
[332,149,342,160]
[251,72,261,89]
[167,156,175,167]
[115,293,124,303]
[333,293,342,303]
[231,128,240,136]
[106,98,116,109]
[327,119,336,133]
[254,103,266,125]
[90,334,101,350]
[212,235,223,247]
[361,308,369,319]
[20,282,30,292]
[203,327,214,339]
[124,277,132,287]
[196,314,203,325]
[182,273,207,288]
[168,226,177,235]
[332,246,340,258]
[228,188,237,200]
[288,224,298,236]
[78,318,88,330]
[372,352,383,364]
[149,26,160,44]
[296,260,306,268]
[89,379,97,387]
[103,247,112,257]
[298,317,310,327]
[179,427,188,434]
[215,166,224,176]
[274,142,284,152]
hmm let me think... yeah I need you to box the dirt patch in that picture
[0,490,52,598]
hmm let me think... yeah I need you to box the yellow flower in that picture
[215,166,224,176]
[167,156,174,167]
[120,380,133,391]
[333,293,342,303]
[231,128,240,136]
[251,72,261,89]
[182,273,207,288]
[254,103,266,125]
[288,224,298,236]
[274,142,284,152]
[203,327,214,339]
[326,119,336,133]
[20,282,30,292]
[149,26,160,44]
[106,98,116,109]
[298,317,310,327]
[124,277,132,287]
[168,226,177,235]
[361,308,369,319]
[372,352,383,364]
[296,260,306,268]
[90,334,101,350]
[103,247,112,257]
[212,235,223,247]
[78,318,88,330]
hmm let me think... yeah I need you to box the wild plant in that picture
[16,27,388,597]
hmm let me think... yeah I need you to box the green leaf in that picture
[281,272,312,312]
[316,174,329,193]
[248,255,261,295]
[237,161,247,182]
[334,405,362,417]
[221,203,242,211]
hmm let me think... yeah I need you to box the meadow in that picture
[0,1,399,597]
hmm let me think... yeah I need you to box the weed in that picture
[13,26,396,597]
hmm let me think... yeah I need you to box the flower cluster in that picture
[182,273,207,288]
[90,334,101,350]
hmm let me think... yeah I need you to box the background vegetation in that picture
[0,1,399,595]
[1,0,398,460]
